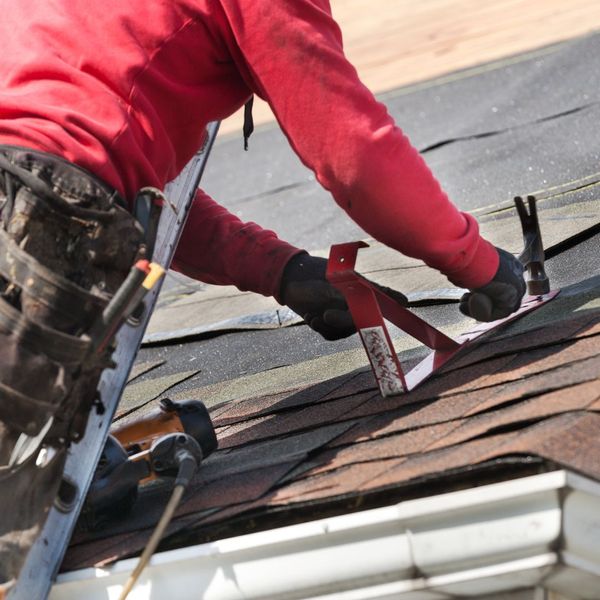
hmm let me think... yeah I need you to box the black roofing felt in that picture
[132,30,600,404]
[202,33,600,249]
[385,35,600,150]
[66,33,600,569]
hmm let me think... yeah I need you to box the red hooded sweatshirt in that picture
[0,0,498,299]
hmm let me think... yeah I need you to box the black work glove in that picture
[280,252,408,341]
[459,247,526,322]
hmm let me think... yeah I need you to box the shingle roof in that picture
[63,282,600,570]
[61,29,600,573]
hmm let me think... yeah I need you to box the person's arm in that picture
[172,188,302,300]
[216,0,499,289]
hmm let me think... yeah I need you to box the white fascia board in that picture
[50,470,600,600]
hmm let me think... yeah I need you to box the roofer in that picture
[0,0,526,590]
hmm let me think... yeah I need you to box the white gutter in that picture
[50,470,600,600]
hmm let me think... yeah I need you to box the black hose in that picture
[118,453,198,600]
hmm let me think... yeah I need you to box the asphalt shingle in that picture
[61,30,600,572]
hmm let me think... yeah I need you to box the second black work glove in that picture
[280,252,408,341]
[459,247,526,322]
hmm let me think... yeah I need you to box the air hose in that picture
[118,435,201,600]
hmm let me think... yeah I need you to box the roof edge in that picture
[50,470,600,600]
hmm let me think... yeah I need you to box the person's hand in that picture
[280,253,407,340]
[459,248,526,322]
[280,253,352,340]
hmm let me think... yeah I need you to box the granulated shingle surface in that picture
[64,301,600,569]
[61,30,600,571]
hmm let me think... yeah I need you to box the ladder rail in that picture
[10,122,221,600]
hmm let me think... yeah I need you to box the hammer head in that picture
[514,195,550,296]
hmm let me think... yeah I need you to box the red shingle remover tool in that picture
[326,196,558,396]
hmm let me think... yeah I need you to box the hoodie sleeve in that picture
[172,188,302,300]
[216,0,499,288]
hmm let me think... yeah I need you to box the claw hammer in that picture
[515,195,550,296]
